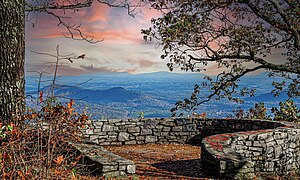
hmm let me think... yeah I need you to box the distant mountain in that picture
[244,92,291,102]
[25,71,300,119]
[37,84,144,103]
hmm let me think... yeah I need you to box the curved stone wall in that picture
[81,118,299,178]
[201,127,300,179]
[83,118,285,146]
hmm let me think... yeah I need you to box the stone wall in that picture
[201,127,300,178]
[80,118,299,178]
[83,118,285,146]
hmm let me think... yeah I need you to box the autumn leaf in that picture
[17,170,26,180]
[53,155,64,165]
[75,155,82,161]
[71,161,77,165]
[54,169,62,176]
[39,91,43,103]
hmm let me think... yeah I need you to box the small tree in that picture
[142,0,300,116]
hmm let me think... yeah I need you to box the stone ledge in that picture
[201,124,300,179]
[79,118,299,178]
[70,142,136,176]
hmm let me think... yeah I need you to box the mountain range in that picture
[25,71,300,119]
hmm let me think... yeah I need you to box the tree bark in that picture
[0,0,25,123]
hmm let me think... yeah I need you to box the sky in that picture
[25,1,284,76]
[25,2,168,76]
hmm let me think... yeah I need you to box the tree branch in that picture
[25,0,93,12]
[199,65,266,105]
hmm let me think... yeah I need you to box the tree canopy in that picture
[142,0,300,116]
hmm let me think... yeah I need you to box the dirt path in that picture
[104,144,214,180]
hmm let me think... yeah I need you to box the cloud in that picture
[126,58,159,68]
[80,64,116,73]
[25,3,167,76]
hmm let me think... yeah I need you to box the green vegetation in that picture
[272,100,300,122]
[234,100,300,122]
[234,102,270,120]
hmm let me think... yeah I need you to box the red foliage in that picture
[39,91,43,103]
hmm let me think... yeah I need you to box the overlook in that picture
[1,0,299,179]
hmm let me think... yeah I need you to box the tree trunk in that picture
[0,0,25,123]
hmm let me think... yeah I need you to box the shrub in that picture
[272,100,300,122]
[233,102,270,120]
[0,97,89,179]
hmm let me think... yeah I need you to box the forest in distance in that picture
[25,71,300,119]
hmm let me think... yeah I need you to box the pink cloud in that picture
[25,3,165,75]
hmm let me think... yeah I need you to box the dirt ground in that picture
[104,144,214,180]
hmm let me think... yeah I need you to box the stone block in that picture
[111,119,123,123]
[159,121,175,127]
[125,141,137,145]
[172,126,183,132]
[265,136,274,142]
[144,119,159,128]
[129,136,135,140]
[118,132,130,141]
[160,132,169,136]
[103,171,126,177]
[276,139,285,145]
[108,132,118,136]
[141,128,152,135]
[175,118,189,125]
[86,128,94,135]
[257,133,269,140]
[145,136,157,143]
[98,138,108,143]
[127,165,136,174]
[245,141,252,146]
[136,136,145,141]
[183,124,196,131]
[248,147,263,152]
[266,141,276,147]
[162,127,171,132]
[128,127,140,133]
[102,165,118,172]
[99,142,111,145]
[102,125,114,132]
[156,125,164,130]
[166,135,176,140]
[94,121,104,127]
[115,122,126,126]
[153,132,161,136]
[90,135,98,141]
[253,141,265,147]
[108,136,117,141]
[93,128,103,133]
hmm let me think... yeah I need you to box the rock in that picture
[145,136,157,143]
[128,127,140,133]
[141,128,152,135]
[127,165,136,174]
[102,125,114,132]
[118,132,130,141]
